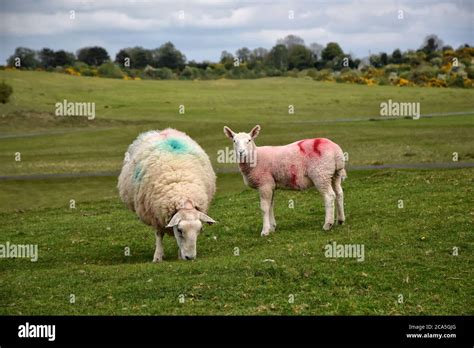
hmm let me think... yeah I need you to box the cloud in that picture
[0,10,168,36]
[0,0,472,64]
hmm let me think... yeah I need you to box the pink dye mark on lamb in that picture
[296,138,326,157]
[290,164,298,188]
[312,138,326,157]
[297,140,306,154]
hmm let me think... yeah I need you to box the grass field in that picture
[0,70,472,315]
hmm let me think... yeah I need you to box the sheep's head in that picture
[223,125,260,163]
[166,200,216,260]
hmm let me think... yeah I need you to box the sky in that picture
[0,0,473,64]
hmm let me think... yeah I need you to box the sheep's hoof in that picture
[261,230,271,237]
[152,257,163,263]
[338,220,345,225]
[323,223,333,231]
[269,224,277,232]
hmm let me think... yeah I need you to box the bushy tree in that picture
[251,47,268,60]
[115,46,151,68]
[151,42,186,70]
[267,44,289,70]
[248,47,268,69]
[390,49,403,64]
[7,47,40,68]
[235,47,251,63]
[39,48,56,68]
[288,44,314,70]
[54,50,75,66]
[77,46,110,66]
[39,48,75,67]
[369,54,383,68]
[380,52,388,66]
[220,51,234,69]
[277,35,305,49]
[115,49,131,67]
[321,42,344,62]
[421,34,444,54]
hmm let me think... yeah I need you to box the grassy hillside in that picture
[0,70,473,176]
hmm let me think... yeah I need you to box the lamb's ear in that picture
[250,125,261,139]
[166,212,181,228]
[223,126,235,140]
[199,212,217,225]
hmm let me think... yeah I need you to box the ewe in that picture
[118,128,216,261]
[224,125,346,235]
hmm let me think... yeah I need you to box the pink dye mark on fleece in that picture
[294,138,327,157]
[297,140,306,154]
[290,164,298,188]
[312,138,327,156]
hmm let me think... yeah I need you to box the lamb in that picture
[118,128,217,261]
[223,125,346,236]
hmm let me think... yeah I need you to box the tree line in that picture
[6,34,463,71]
[4,34,473,87]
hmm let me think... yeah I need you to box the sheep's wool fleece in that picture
[118,128,216,228]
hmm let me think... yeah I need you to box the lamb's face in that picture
[224,125,260,163]
[233,132,254,162]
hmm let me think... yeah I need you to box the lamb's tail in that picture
[334,147,347,182]
[338,168,348,181]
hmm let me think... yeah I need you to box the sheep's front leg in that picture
[153,231,164,262]
[259,186,274,236]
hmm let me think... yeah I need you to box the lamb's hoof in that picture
[261,230,271,237]
[269,224,277,232]
[323,223,333,231]
[338,220,345,225]
[152,257,163,263]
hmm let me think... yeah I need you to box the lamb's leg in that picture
[269,191,277,232]
[312,178,336,231]
[152,231,164,262]
[259,186,274,236]
[332,174,345,224]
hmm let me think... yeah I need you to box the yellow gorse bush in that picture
[64,67,81,76]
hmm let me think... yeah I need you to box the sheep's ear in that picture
[223,126,235,140]
[250,125,261,139]
[199,212,217,225]
[166,212,181,228]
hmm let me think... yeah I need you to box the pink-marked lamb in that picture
[118,128,216,261]
[224,125,346,235]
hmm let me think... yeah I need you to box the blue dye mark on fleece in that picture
[155,137,191,154]
[133,163,145,184]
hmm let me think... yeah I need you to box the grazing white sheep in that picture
[118,128,216,261]
[224,125,346,236]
